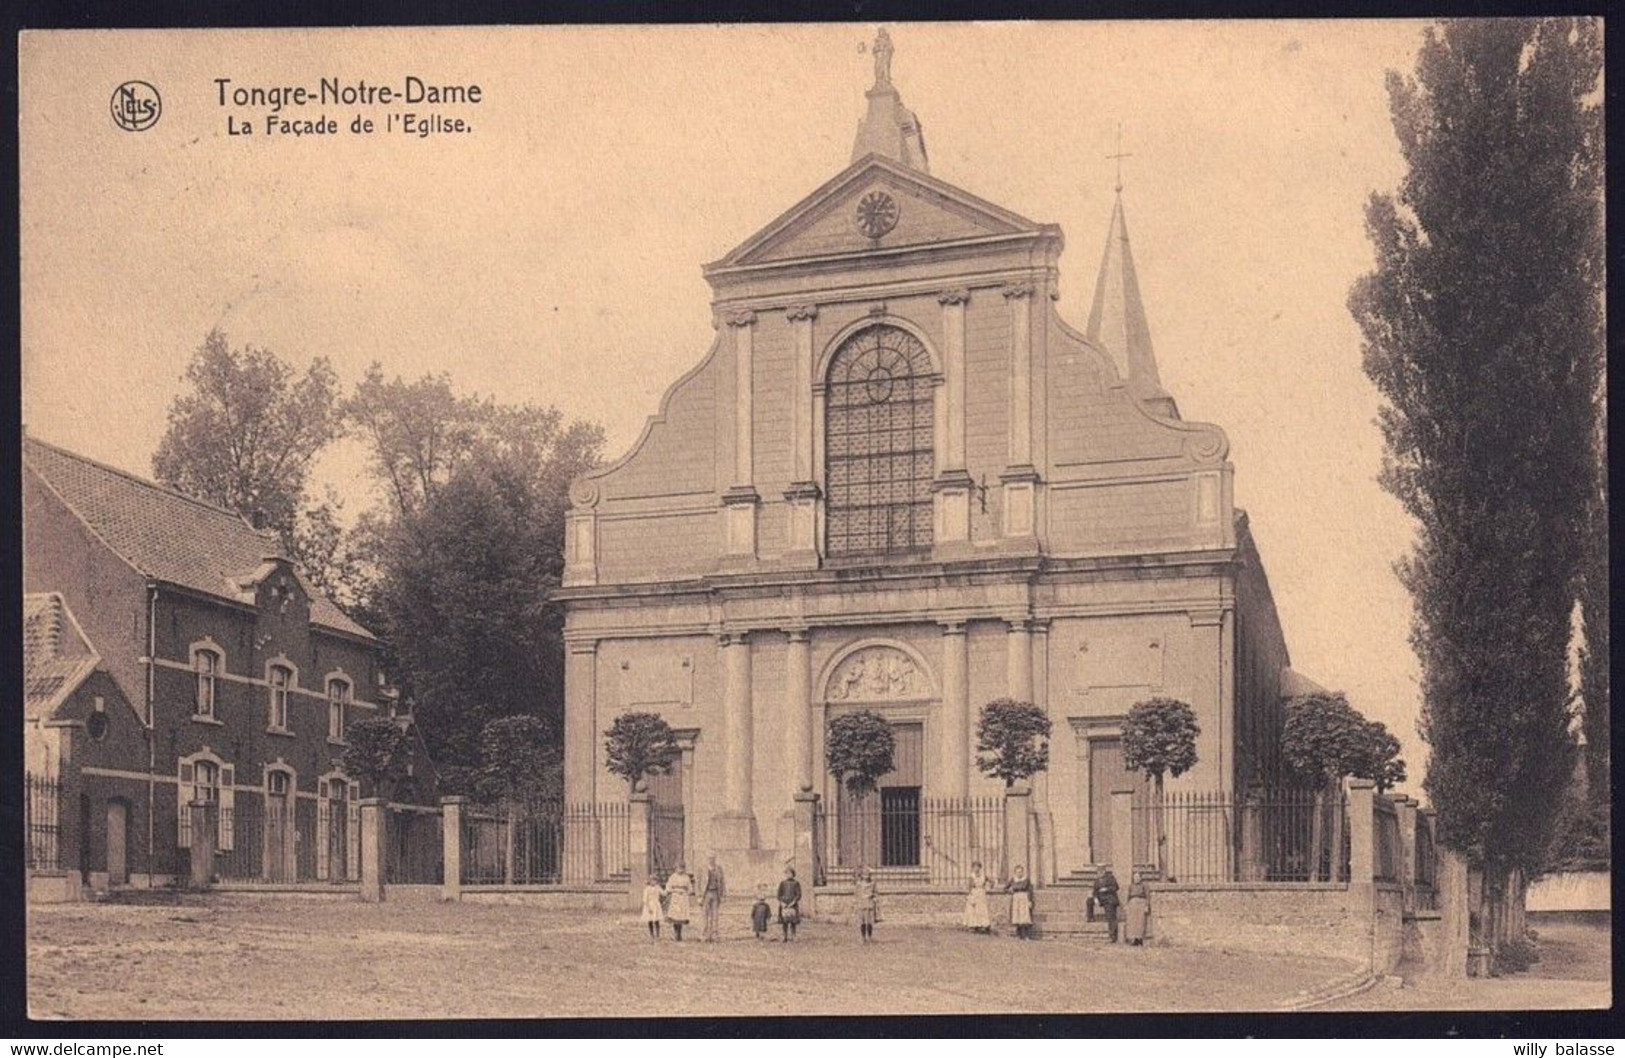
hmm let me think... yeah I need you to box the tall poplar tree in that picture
[1350,19,1603,882]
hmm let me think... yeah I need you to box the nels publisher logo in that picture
[110,81,161,132]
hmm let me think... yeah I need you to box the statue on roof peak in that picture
[873,27,894,88]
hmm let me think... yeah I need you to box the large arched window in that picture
[824,325,935,556]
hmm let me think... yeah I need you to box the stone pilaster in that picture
[784,629,813,797]
[722,310,760,563]
[940,622,969,799]
[1000,283,1040,543]
[1005,617,1033,703]
[784,306,821,559]
[714,631,757,849]
[563,638,598,807]
[932,288,974,550]
[628,791,652,910]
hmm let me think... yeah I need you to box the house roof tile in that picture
[24,437,374,640]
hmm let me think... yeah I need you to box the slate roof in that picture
[22,593,100,721]
[24,437,373,640]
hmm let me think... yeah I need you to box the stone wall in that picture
[1372,883,1406,973]
[1527,870,1610,914]
[1146,883,1374,969]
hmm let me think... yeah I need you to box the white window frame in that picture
[176,749,234,851]
[267,662,294,732]
[190,641,224,720]
[326,674,352,743]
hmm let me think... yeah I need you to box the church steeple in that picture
[851,28,930,172]
[1086,190,1176,415]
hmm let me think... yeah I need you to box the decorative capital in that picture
[1001,282,1036,301]
[718,630,753,648]
[936,287,971,306]
[785,628,810,644]
[565,637,600,656]
[785,303,819,322]
[940,621,967,637]
[723,309,758,328]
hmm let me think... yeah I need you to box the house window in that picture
[193,649,220,718]
[327,678,351,742]
[193,760,220,805]
[824,325,935,556]
[268,665,292,731]
[176,755,235,851]
[268,770,291,798]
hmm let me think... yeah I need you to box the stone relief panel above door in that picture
[823,644,933,702]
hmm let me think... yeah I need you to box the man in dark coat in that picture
[1093,867,1122,943]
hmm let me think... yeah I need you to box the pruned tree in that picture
[1122,697,1201,879]
[975,699,1052,787]
[1283,692,1404,879]
[826,710,896,867]
[603,712,680,793]
[476,715,557,885]
[1350,18,1602,920]
[340,716,411,802]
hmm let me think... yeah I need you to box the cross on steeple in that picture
[1106,121,1133,195]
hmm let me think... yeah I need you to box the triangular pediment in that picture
[710,155,1046,272]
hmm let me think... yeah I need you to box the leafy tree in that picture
[340,716,411,801]
[826,710,896,797]
[1353,719,1408,794]
[1578,440,1609,806]
[356,365,603,768]
[603,712,680,793]
[975,699,1052,787]
[153,329,344,553]
[476,715,557,884]
[826,711,895,869]
[1350,19,1601,895]
[1122,697,1201,879]
[1283,692,1408,879]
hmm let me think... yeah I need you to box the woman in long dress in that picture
[1006,864,1035,940]
[1124,871,1151,946]
[665,863,694,942]
[962,861,992,933]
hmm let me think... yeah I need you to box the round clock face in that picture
[855,190,900,239]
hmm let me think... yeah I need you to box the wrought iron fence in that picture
[387,803,444,885]
[214,796,328,883]
[1135,788,1350,884]
[461,801,629,886]
[816,795,1002,888]
[25,772,61,871]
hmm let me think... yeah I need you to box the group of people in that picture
[638,854,1151,946]
[639,856,805,943]
[1087,867,1152,945]
[962,862,1152,944]
[961,861,1038,939]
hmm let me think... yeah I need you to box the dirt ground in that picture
[30,894,1360,1020]
[1326,920,1612,1012]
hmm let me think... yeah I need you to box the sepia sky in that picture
[21,21,1431,786]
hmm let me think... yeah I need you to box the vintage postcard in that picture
[18,20,1608,1022]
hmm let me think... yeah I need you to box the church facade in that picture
[557,32,1302,887]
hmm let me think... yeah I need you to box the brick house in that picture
[556,31,1323,891]
[23,435,432,891]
